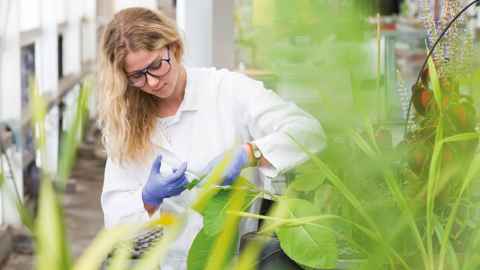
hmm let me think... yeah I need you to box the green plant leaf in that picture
[15,200,35,233]
[191,155,231,213]
[461,226,480,270]
[187,229,213,270]
[286,133,379,234]
[443,132,480,143]
[29,77,47,151]
[438,153,480,270]
[426,120,444,266]
[276,198,337,269]
[58,81,91,187]
[106,238,134,270]
[434,224,460,270]
[131,216,187,270]
[364,120,381,153]
[289,171,325,192]
[231,234,267,270]
[189,177,251,270]
[0,171,4,188]
[74,225,137,270]
[186,179,200,190]
[201,179,257,236]
[350,130,377,159]
[428,56,442,108]
[204,177,251,270]
[36,179,72,270]
[313,184,333,211]
[187,228,238,270]
[202,190,231,236]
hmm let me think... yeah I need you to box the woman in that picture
[98,7,325,270]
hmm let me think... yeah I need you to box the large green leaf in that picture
[289,170,325,192]
[202,190,231,236]
[313,184,334,212]
[289,161,326,193]
[188,177,254,270]
[187,228,238,270]
[187,229,212,270]
[200,176,257,236]
[202,188,256,236]
[276,198,337,269]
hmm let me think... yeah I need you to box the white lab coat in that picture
[101,67,326,269]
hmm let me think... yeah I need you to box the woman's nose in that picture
[146,73,160,87]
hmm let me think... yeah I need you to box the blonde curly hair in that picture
[97,7,184,163]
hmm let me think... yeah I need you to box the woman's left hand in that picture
[202,145,253,186]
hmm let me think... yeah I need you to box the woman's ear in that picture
[169,44,176,55]
[169,42,182,62]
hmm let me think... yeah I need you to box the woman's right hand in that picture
[142,155,188,210]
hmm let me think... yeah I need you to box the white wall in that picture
[212,0,234,69]
[64,1,83,76]
[0,0,23,225]
[177,0,213,67]
[38,0,60,174]
[56,0,67,24]
[20,0,41,32]
[97,0,115,27]
[0,3,21,121]
[177,0,234,69]
[82,0,98,63]
[114,0,158,11]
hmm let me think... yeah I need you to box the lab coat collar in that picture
[150,67,199,148]
[178,67,199,112]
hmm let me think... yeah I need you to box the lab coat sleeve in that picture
[101,158,149,228]
[228,72,326,178]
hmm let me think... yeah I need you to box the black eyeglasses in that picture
[127,47,171,88]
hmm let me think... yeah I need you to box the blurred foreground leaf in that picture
[188,177,254,270]
[74,225,137,270]
[36,179,72,270]
[289,169,325,192]
[187,228,238,270]
[0,170,4,187]
[58,81,91,187]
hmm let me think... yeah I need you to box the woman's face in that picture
[124,46,182,100]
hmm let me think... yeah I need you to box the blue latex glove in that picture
[142,155,188,207]
[202,146,250,186]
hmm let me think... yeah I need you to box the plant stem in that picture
[426,120,444,270]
